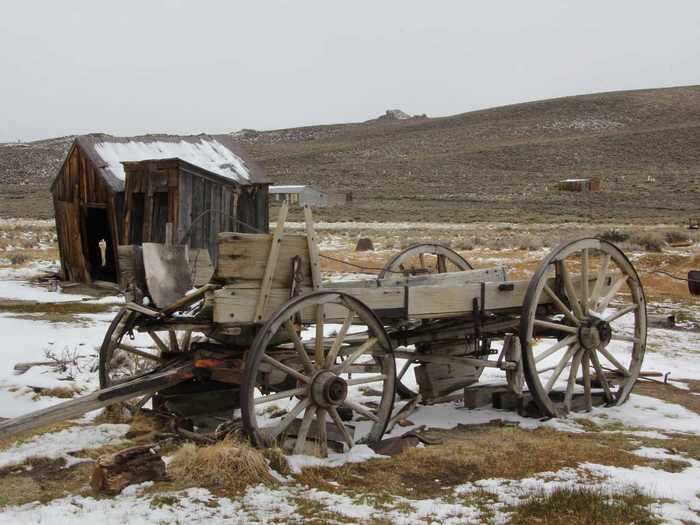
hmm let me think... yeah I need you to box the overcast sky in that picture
[1,0,698,142]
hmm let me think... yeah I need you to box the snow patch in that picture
[0,424,129,468]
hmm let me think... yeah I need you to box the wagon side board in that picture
[211,272,612,324]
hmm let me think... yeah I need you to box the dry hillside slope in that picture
[1,86,699,223]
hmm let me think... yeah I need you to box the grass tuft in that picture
[168,438,276,493]
[508,485,661,525]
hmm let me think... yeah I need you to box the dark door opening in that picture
[84,207,116,282]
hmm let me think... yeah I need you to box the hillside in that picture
[1,86,699,223]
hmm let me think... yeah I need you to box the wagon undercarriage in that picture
[0,205,647,457]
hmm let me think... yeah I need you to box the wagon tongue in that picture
[0,362,195,441]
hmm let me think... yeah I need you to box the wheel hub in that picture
[578,318,612,351]
[310,371,348,407]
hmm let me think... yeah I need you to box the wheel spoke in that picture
[285,321,314,373]
[581,249,590,316]
[611,334,640,344]
[325,310,354,369]
[168,331,179,352]
[589,254,611,306]
[544,344,579,391]
[334,337,377,374]
[254,386,306,405]
[317,408,328,457]
[397,358,412,380]
[293,404,316,455]
[180,330,192,352]
[597,345,630,377]
[595,275,629,313]
[535,334,578,363]
[328,406,354,449]
[560,261,584,320]
[589,350,615,402]
[582,351,592,411]
[437,254,447,273]
[533,319,579,334]
[564,349,583,411]
[343,399,380,422]
[116,343,162,362]
[266,398,310,441]
[147,330,169,354]
[261,354,310,383]
[543,284,580,326]
[605,304,639,323]
[315,305,325,364]
[346,374,386,387]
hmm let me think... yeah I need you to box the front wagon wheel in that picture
[241,291,395,457]
[520,238,647,417]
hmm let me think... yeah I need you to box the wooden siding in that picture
[51,143,120,283]
[123,159,269,261]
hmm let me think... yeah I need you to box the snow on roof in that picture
[270,185,307,193]
[94,138,251,183]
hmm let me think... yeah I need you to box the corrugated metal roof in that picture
[74,133,268,191]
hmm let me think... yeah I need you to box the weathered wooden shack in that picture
[51,134,269,284]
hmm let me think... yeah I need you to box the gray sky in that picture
[1,0,698,142]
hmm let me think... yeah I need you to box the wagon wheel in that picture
[379,243,472,279]
[99,306,207,414]
[520,238,646,417]
[241,291,395,457]
[382,243,473,399]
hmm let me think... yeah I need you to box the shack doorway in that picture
[83,207,116,282]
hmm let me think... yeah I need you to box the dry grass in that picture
[507,485,661,525]
[168,438,276,493]
[0,458,94,507]
[295,423,688,500]
[31,385,81,400]
[633,380,700,416]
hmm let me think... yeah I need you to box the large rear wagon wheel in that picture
[241,291,395,457]
[382,243,473,399]
[520,238,646,417]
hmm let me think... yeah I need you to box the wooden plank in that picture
[331,267,508,289]
[212,286,403,324]
[254,202,289,321]
[215,233,311,286]
[304,205,322,290]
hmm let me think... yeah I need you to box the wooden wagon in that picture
[0,204,647,456]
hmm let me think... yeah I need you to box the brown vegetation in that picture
[168,438,276,493]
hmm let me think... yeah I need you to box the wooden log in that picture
[91,444,167,495]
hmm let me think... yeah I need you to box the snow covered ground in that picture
[0,262,698,524]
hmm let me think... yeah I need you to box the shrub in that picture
[664,229,690,244]
[629,232,666,252]
[599,229,629,243]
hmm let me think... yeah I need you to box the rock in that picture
[90,444,167,495]
[381,109,411,120]
[355,238,374,252]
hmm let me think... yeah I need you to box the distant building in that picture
[557,178,601,192]
[269,185,348,207]
[51,133,269,284]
